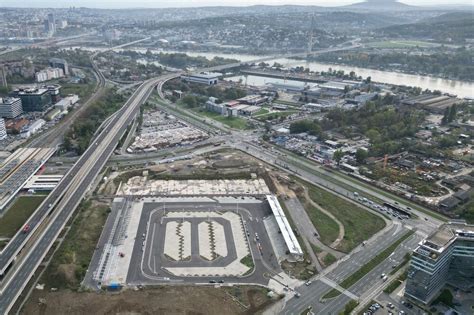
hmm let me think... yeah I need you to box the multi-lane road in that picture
[0,41,440,314]
[0,73,175,314]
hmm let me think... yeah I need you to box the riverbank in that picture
[67,46,474,98]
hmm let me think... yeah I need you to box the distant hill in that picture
[343,0,416,11]
[378,12,474,43]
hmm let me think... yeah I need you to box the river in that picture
[70,46,474,98]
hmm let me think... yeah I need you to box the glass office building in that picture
[405,221,474,305]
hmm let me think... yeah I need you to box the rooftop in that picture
[419,221,474,254]
[0,97,20,104]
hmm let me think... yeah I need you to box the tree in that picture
[441,107,450,125]
[434,289,454,307]
[333,150,344,165]
[448,104,457,122]
[0,85,10,96]
[182,95,197,108]
[355,148,368,164]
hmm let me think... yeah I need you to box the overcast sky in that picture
[1,0,472,8]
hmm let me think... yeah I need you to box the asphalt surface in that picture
[282,226,422,315]
[0,55,107,276]
[126,199,280,286]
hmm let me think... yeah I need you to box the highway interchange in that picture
[0,41,444,314]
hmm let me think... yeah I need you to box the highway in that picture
[0,73,176,313]
[0,63,106,277]
[0,40,112,274]
[0,33,95,56]
[0,37,152,280]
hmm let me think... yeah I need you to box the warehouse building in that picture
[181,72,221,85]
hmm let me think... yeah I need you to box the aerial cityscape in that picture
[0,0,472,314]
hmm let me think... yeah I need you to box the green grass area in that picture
[253,108,270,116]
[322,230,415,299]
[194,109,251,130]
[303,180,386,253]
[383,272,407,294]
[310,244,322,254]
[0,195,47,238]
[299,197,340,247]
[323,253,337,266]
[41,200,109,290]
[61,83,95,99]
[240,254,255,269]
[255,110,299,122]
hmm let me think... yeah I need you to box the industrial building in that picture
[0,97,23,118]
[206,98,260,117]
[237,95,267,105]
[54,94,79,111]
[266,195,303,259]
[0,118,6,140]
[402,94,461,114]
[21,119,45,138]
[405,221,474,305]
[181,72,221,85]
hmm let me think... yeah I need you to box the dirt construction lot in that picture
[22,286,275,315]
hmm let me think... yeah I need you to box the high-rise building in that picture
[0,118,6,140]
[405,221,474,305]
[0,97,23,118]
[44,13,56,35]
[0,66,7,87]
[49,58,69,76]
[10,88,52,112]
[58,20,68,29]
